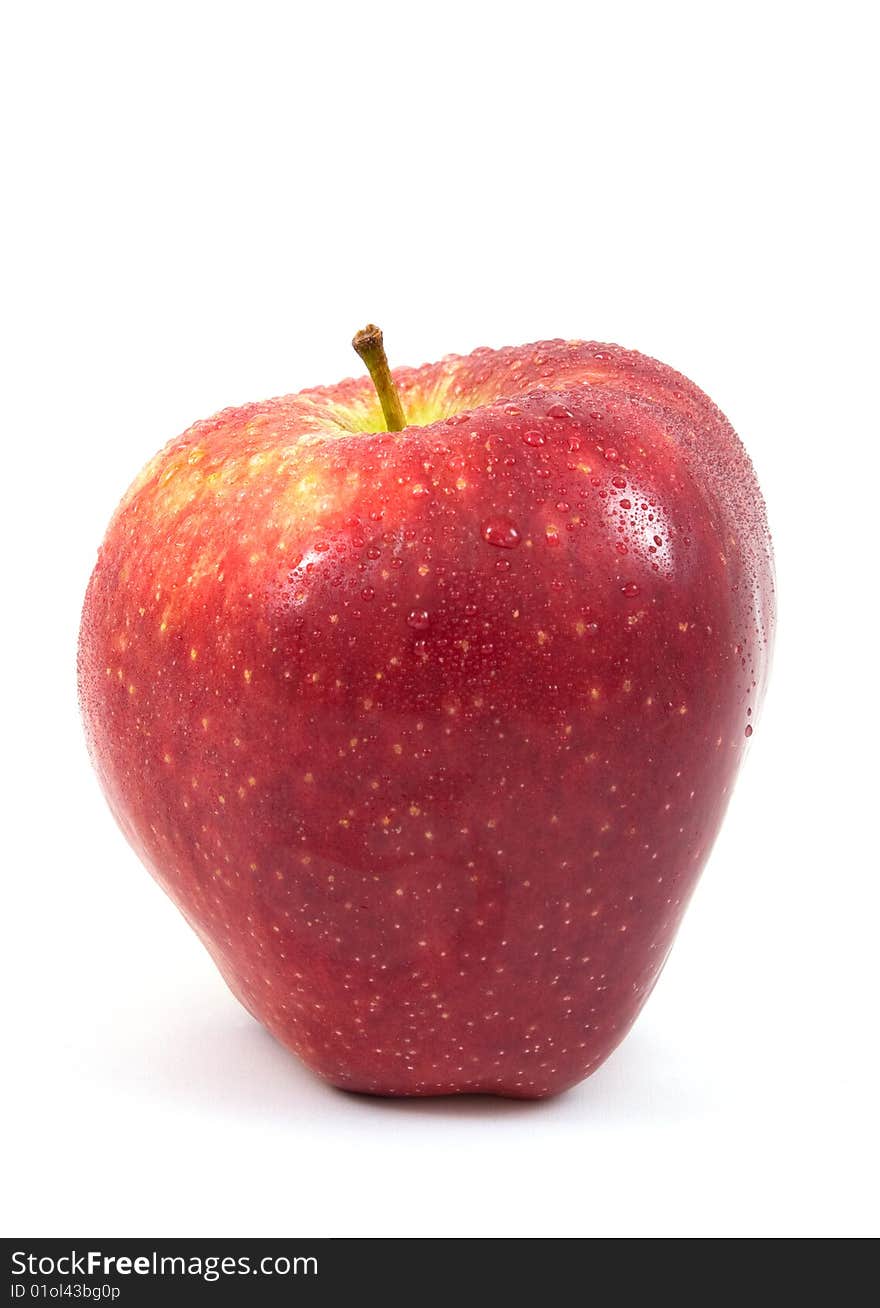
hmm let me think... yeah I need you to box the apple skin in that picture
[78,340,774,1098]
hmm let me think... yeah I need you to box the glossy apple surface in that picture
[78,339,774,1097]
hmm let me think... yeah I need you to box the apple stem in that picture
[352,325,408,432]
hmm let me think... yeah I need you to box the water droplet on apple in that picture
[361,587,375,600]
[523,430,545,446]
[407,609,430,629]
[547,403,572,419]
[482,517,521,549]
[744,724,753,737]
[619,499,632,510]
[621,582,640,597]
[604,448,619,462]
[612,477,627,490]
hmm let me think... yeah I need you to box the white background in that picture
[2,1,877,1239]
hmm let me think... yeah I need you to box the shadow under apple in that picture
[90,988,710,1127]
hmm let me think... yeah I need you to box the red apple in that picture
[78,331,774,1098]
